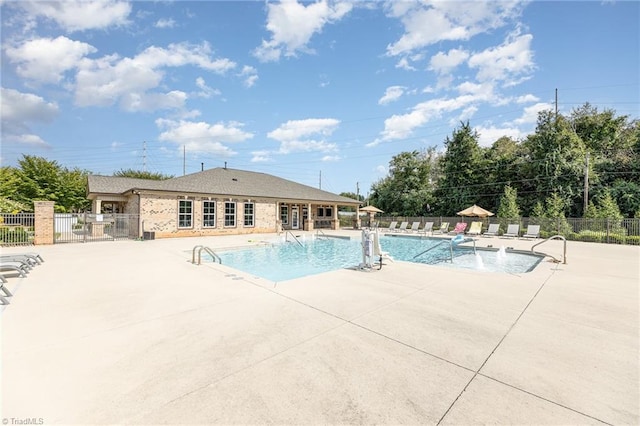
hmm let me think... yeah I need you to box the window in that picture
[203,200,216,228]
[224,201,236,227]
[178,200,193,228]
[317,207,324,217]
[244,202,254,227]
[325,207,333,217]
[280,205,289,225]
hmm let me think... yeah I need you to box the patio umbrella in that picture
[359,205,384,213]
[456,204,494,218]
[359,205,384,228]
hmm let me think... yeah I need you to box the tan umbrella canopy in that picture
[359,205,384,213]
[456,204,494,218]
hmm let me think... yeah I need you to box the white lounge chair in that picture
[482,223,500,237]
[0,275,12,305]
[395,221,409,232]
[521,225,540,239]
[502,224,520,238]
[433,222,449,234]
[385,221,398,232]
[419,222,434,235]
[467,221,482,236]
[408,221,421,233]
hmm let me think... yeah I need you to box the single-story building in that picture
[87,167,361,239]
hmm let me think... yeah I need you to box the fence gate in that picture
[54,213,139,243]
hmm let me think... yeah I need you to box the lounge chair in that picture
[467,221,482,236]
[395,221,409,232]
[1,255,38,268]
[502,224,520,238]
[521,225,540,239]
[0,262,29,278]
[0,275,12,305]
[433,222,449,234]
[419,222,434,235]
[482,223,500,237]
[448,222,467,234]
[385,221,398,232]
[408,221,421,233]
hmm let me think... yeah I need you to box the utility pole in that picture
[143,141,147,172]
[356,182,360,201]
[183,145,186,176]
[319,170,322,189]
[584,153,590,213]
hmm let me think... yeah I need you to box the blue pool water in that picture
[214,235,543,282]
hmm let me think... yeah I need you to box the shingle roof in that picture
[87,168,360,205]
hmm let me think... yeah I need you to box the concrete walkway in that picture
[1,232,638,425]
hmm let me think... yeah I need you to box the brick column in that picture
[34,201,55,245]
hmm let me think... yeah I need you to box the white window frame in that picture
[244,202,255,227]
[280,204,289,225]
[178,199,193,228]
[224,201,236,227]
[203,200,216,228]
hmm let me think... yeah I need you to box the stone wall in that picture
[33,201,54,245]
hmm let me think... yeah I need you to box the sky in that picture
[1,0,639,197]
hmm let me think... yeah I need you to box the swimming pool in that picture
[213,235,543,282]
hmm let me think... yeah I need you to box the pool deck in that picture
[1,231,638,425]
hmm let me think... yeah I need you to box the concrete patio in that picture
[1,232,638,425]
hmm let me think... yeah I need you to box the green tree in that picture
[113,169,173,180]
[523,111,587,216]
[0,166,21,200]
[12,155,91,212]
[338,192,363,212]
[485,136,527,212]
[497,185,520,219]
[434,122,484,214]
[369,149,437,216]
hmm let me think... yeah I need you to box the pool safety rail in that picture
[531,235,567,264]
[192,245,222,265]
[284,231,304,247]
[413,236,477,263]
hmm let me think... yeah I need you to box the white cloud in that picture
[369,94,487,146]
[74,42,236,111]
[512,102,554,125]
[0,87,59,146]
[429,48,469,74]
[14,0,132,32]
[474,125,524,147]
[321,155,341,162]
[194,77,221,99]
[239,65,259,88]
[378,86,406,105]
[120,90,188,112]
[155,18,176,29]
[268,118,340,154]
[5,36,97,85]
[253,0,353,62]
[395,57,416,71]
[386,1,525,56]
[516,94,539,103]
[251,150,272,163]
[155,119,254,157]
[468,32,534,84]
[375,165,387,175]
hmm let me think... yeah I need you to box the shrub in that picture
[0,226,30,244]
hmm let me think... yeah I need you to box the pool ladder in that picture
[285,231,304,247]
[531,235,567,264]
[192,245,222,265]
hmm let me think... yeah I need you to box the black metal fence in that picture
[350,216,640,246]
[54,213,140,243]
[0,212,35,246]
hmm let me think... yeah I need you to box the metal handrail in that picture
[192,245,222,265]
[531,235,567,264]
[315,229,328,240]
[413,240,449,260]
[413,237,477,263]
[285,231,304,247]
